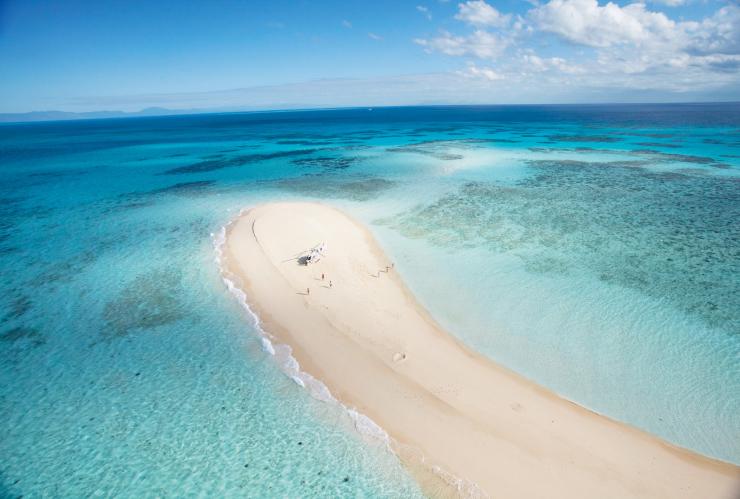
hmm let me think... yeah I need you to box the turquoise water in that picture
[1,105,739,496]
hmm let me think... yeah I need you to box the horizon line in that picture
[2,101,739,125]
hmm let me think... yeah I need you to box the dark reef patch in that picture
[2,293,32,322]
[381,160,739,331]
[0,472,22,499]
[0,196,32,253]
[486,138,519,143]
[163,149,316,174]
[151,181,217,195]
[262,132,336,141]
[102,267,187,338]
[276,140,335,146]
[23,248,100,288]
[386,140,481,161]
[115,181,217,211]
[119,199,158,210]
[675,168,711,176]
[1,326,44,347]
[629,132,675,139]
[527,159,652,170]
[635,142,682,148]
[341,144,373,151]
[412,126,465,133]
[574,147,621,154]
[27,168,89,179]
[529,146,621,155]
[548,135,621,143]
[527,146,732,172]
[631,149,716,164]
[272,175,395,201]
[291,156,364,171]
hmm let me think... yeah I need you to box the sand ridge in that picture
[224,201,740,498]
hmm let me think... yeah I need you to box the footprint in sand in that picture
[392,352,407,363]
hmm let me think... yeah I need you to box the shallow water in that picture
[1,104,739,496]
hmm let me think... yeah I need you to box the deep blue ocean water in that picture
[1,104,739,497]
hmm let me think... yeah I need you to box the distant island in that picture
[0,107,202,123]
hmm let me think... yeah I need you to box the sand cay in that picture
[223,201,739,498]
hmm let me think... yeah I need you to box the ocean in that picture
[1,104,738,497]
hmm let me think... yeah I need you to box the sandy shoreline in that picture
[222,201,739,498]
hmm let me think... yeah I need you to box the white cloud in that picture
[417,5,432,20]
[528,0,740,75]
[415,29,509,59]
[522,52,585,74]
[455,1,511,28]
[457,64,504,80]
[341,19,352,28]
[368,32,383,40]
[689,4,740,55]
[650,0,685,6]
[529,0,679,49]
[411,0,740,97]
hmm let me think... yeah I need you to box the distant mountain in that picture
[0,107,198,123]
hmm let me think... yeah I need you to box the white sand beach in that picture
[223,201,740,498]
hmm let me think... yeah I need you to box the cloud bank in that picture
[15,0,738,112]
[415,0,740,95]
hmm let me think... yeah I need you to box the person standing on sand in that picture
[321,273,325,280]
[329,281,333,288]
[307,287,310,295]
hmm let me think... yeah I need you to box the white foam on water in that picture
[430,464,488,499]
[260,337,276,355]
[347,408,389,443]
[212,213,485,498]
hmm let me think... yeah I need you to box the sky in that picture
[0,0,738,113]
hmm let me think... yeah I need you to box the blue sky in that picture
[1,0,738,112]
